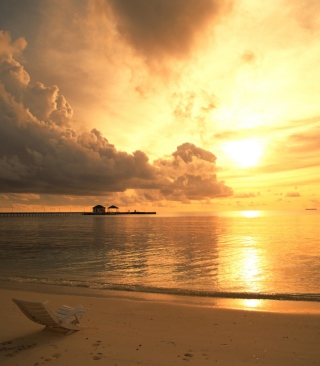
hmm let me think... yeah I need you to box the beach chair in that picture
[12,298,87,334]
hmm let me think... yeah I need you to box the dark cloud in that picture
[0,31,233,203]
[0,0,42,42]
[107,0,231,60]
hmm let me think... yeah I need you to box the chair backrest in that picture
[12,298,58,327]
[55,305,86,323]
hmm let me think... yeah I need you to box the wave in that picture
[2,276,320,303]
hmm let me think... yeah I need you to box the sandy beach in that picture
[0,282,320,366]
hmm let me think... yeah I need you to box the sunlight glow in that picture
[241,210,260,218]
[242,299,262,309]
[223,139,263,168]
[239,241,262,293]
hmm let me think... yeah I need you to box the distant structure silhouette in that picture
[92,205,105,214]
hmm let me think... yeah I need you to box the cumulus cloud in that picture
[155,142,233,201]
[0,31,233,203]
[0,31,29,98]
[106,0,231,60]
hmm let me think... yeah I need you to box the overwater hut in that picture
[107,205,119,213]
[92,205,105,214]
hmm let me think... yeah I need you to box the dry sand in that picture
[0,282,320,366]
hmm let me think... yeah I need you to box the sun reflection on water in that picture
[242,298,262,309]
[222,234,265,294]
[239,242,262,292]
[241,210,260,218]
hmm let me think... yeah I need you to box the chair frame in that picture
[12,298,87,334]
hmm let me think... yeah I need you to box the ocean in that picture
[0,210,319,303]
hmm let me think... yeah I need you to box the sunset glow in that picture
[0,1,320,212]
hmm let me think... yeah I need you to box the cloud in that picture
[0,31,233,203]
[286,0,320,32]
[241,50,257,64]
[234,192,257,199]
[107,0,232,60]
[259,126,320,174]
[287,128,320,153]
[173,142,217,164]
[172,90,217,142]
[155,142,233,201]
[309,199,320,208]
[0,31,29,98]
[285,192,301,198]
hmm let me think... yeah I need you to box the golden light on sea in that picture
[241,210,261,218]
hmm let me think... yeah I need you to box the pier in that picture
[83,211,156,216]
[0,204,156,217]
[0,211,156,217]
[0,212,84,217]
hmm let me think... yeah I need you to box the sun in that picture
[223,139,263,168]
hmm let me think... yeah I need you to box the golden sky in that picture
[0,0,320,212]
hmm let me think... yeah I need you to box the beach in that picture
[1,283,320,366]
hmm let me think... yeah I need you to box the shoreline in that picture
[1,282,320,365]
[1,280,320,314]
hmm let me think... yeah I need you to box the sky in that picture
[0,0,320,212]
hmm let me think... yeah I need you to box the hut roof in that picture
[93,205,105,208]
[108,205,119,209]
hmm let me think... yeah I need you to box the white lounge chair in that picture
[12,298,87,334]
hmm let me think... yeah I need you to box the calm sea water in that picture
[0,210,319,302]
